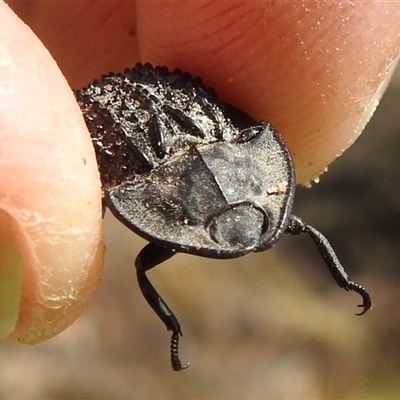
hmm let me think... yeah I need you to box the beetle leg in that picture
[285,215,372,316]
[135,243,190,371]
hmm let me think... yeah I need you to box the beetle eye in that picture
[208,204,267,249]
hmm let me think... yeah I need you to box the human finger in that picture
[137,1,400,184]
[0,2,103,344]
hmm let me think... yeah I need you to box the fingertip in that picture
[137,2,400,185]
[0,2,104,343]
[0,210,24,339]
[8,1,139,89]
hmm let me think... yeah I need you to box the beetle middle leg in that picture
[285,215,372,315]
[135,243,190,371]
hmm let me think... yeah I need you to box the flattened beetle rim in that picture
[105,191,257,259]
[104,121,296,260]
[254,121,296,252]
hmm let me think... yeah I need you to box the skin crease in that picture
[0,1,400,343]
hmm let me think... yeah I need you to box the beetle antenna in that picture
[285,215,372,315]
[135,243,190,371]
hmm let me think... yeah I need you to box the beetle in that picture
[75,62,372,371]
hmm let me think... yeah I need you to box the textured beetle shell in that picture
[76,63,295,257]
[76,63,241,187]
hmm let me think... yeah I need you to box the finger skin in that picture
[9,2,400,184]
[0,3,103,343]
[8,1,139,89]
[137,1,400,184]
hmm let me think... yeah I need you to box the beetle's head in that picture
[207,203,268,249]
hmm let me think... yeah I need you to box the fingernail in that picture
[0,209,23,338]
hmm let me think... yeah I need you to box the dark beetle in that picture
[75,63,371,371]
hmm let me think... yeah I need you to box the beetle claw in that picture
[171,332,190,372]
[356,305,368,316]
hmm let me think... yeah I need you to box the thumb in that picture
[0,2,103,344]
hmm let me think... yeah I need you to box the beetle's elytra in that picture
[75,63,371,371]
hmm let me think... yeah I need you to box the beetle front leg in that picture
[135,243,190,371]
[285,215,372,315]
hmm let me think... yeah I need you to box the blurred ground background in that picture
[2,12,400,400]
